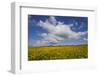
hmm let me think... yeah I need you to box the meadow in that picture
[28,45,88,61]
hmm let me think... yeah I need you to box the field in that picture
[28,45,88,61]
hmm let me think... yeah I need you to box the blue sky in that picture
[28,15,88,47]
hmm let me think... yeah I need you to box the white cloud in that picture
[78,31,87,36]
[58,21,64,25]
[37,16,87,45]
[41,33,64,43]
[38,20,56,33]
[35,40,49,46]
[83,38,88,41]
[75,21,78,26]
[78,25,84,29]
[48,16,57,25]
[41,33,48,37]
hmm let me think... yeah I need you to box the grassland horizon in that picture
[28,44,88,61]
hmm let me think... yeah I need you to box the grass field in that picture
[28,45,88,61]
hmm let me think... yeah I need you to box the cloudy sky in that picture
[28,15,88,47]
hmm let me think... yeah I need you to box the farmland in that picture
[28,45,88,61]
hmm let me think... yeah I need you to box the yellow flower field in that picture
[28,45,88,61]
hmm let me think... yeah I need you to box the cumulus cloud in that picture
[37,16,87,46]
[41,33,64,43]
[48,16,57,25]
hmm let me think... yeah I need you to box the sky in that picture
[28,15,88,47]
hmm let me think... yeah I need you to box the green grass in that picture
[28,45,88,61]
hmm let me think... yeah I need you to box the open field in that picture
[28,45,88,61]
